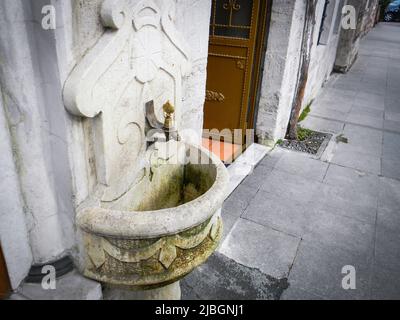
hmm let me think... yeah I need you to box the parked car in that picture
[384,0,400,21]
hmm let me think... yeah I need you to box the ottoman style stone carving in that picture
[63,0,228,299]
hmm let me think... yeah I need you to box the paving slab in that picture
[273,151,329,182]
[280,286,325,300]
[370,264,400,300]
[386,87,400,100]
[376,206,400,234]
[310,106,348,122]
[330,149,381,175]
[225,143,271,196]
[288,241,372,300]
[381,158,400,180]
[304,205,375,259]
[300,116,345,134]
[384,111,400,122]
[181,252,289,300]
[350,105,384,118]
[332,78,364,92]
[242,190,317,237]
[346,113,384,129]
[222,184,259,218]
[384,119,400,134]
[220,210,239,244]
[319,87,358,100]
[378,177,400,212]
[260,169,323,204]
[375,224,400,271]
[343,123,383,146]
[319,201,377,226]
[333,140,382,159]
[382,131,400,161]
[241,163,273,190]
[323,164,380,197]
[257,147,287,168]
[219,218,300,279]
[385,96,400,114]
[309,180,378,225]
[354,92,385,111]
[318,183,378,210]
[313,97,353,114]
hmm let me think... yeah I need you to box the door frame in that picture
[203,0,272,145]
[246,0,272,135]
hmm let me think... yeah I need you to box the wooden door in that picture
[0,245,11,299]
[203,0,269,143]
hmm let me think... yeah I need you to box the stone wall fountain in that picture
[63,0,228,299]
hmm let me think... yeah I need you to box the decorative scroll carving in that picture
[63,0,191,201]
[206,90,225,102]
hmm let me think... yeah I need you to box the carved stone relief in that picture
[63,0,191,201]
[63,0,229,292]
[82,216,222,288]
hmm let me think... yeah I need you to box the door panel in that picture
[205,51,247,131]
[0,245,11,299]
[204,0,261,142]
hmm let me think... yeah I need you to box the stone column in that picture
[0,88,33,289]
[0,0,72,267]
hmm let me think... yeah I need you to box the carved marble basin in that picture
[76,143,229,292]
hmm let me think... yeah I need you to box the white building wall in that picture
[0,90,33,289]
[256,0,345,145]
[0,0,212,289]
[256,0,304,146]
[304,0,343,103]
[0,0,68,268]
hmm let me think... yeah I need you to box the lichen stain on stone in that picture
[131,162,216,212]
[85,219,223,289]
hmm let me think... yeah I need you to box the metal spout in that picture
[145,100,180,147]
[162,101,175,130]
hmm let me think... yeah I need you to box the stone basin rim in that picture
[76,144,229,239]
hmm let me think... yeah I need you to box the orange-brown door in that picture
[0,245,11,299]
[204,0,269,143]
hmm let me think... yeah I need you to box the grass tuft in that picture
[297,127,313,141]
[298,101,313,123]
[336,134,349,144]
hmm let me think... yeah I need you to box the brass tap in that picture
[163,101,175,129]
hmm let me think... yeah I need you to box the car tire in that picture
[384,12,394,22]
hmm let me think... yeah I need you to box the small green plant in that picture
[276,139,284,146]
[297,127,313,141]
[298,101,313,123]
[336,134,348,144]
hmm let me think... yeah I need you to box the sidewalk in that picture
[183,23,400,300]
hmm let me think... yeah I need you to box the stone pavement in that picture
[183,23,400,300]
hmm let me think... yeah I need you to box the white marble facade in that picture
[0,0,212,291]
